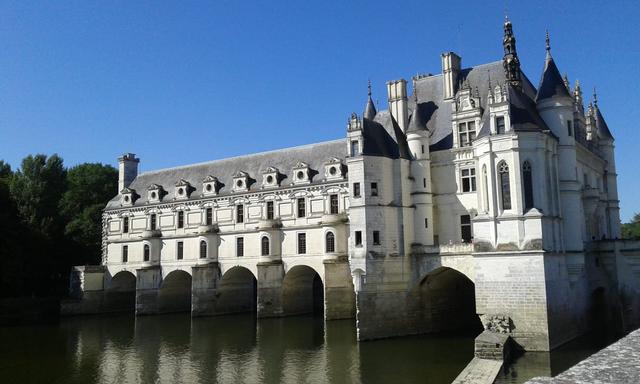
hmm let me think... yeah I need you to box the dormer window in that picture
[147,184,164,203]
[175,179,193,200]
[121,187,137,206]
[202,175,220,196]
[324,157,345,180]
[496,116,506,134]
[232,171,250,192]
[350,140,360,156]
[458,121,476,147]
[292,162,311,185]
[261,167,280,188]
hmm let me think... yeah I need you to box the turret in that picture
[118,153,139,193]
[363,80,377,120]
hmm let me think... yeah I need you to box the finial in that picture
[545,29,550,52]
[412,78,418,103]
[575,79,581,91]
[593,87,598,105]
[367,79,372,97]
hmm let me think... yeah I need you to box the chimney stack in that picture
[387,79,408,132]
[118,153,139,193]
[441,52,461,99]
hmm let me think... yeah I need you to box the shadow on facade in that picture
[158,270,192,313]
[216,267,257,315]
[105,271,136,312]
[282,266,324,316]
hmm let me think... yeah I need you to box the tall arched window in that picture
[261,236,270,256]
[482,164,489,212]
[326,232,335,253]
[498,161,511,210]
[143,244,150,261]
[200,240,207,259]
[523,161,534,210]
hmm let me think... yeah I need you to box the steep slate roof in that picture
[365,112,411,160]
[363,96,377,120]
[406,61,538,150]
[595,106,614,140]
[535,53,571,102]
[106,139,346,209]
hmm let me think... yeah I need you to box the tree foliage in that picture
[0,155,117,297]
[621,213,640,239]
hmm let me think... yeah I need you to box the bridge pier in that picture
[323,258,356,320]
[256,260,285,318]
[191,262,221,316]
[135,266,162,315]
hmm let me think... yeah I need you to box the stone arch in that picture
[215,266,257,315]
[158,270,192,313]
[105,270,136,312]
[407,266,481,334]
[282,265,324,316]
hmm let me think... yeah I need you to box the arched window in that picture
[143,244,150,261]
[498,161,511,210]
[523,161,534,210]
[482,165,489,212]
[200,240,207,259]
[326,232,335,253]
[261,236,270,256]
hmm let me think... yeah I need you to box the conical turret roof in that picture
[363,81,377,120]
[594,105,614,140]
[536,33,571,102]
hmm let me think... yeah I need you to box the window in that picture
[122,245,128,263]
[523,161,534,210]
[123,217,129,233]
[353,182,361,198]
[297,233,306,254]
[498,161,511,210]
[424,218,428,228]
[355,231,362,246]
[266,201,274,220]
[496,116,506,134]
[567,120,573,137]
[205,208,213,225]
[351,140,359,156]
[371,182,378,196]
[236,237,244,257]
[297,198,306,218]
[143,244,150,261]
[150,214,157,230]
[177,241,184,260]
[330,194,339,214]
[461,215,472,243]
[461,168,477,192]
[200,240,207,259]
[326,232,335,253]
[423,178,427,188]
[261,236,270,256]
[177,211,184,228]
[373,231,380,245]
[421,145,425,154]
[236,205,244,223]
[458,121,476,146]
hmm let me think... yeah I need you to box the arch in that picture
[199,240,208,259]
[143,244,150,261]
[522,160,534,210]
[158,270,192,313]
[282,265,324,316]
[261,236,270,256]
[325,231,336,253]
[408,267,481,334]
[498,160,511,210]
[105,271,137,312]
[215,266,258,315]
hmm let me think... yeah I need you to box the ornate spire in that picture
[593,87,598,106]
[545,29,551,55]
[363,80,377,120]
[503,19,522,88]
[368,79,372,97]
[563,74,570,92]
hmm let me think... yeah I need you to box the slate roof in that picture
[364,112,411,160]
[106,139,346,209]
[535,53,571,102]
[364,96,377,120]
[595,106,614,140]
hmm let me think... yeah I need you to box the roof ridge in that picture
[138,138,346,176]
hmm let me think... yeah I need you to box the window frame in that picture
[177,211,184,228]
[199,240,207,259]
[355,231,362,247]
[261,236,270,256]
[325,231,335,253]
[143,244,150,262]
[461,167,477,193]
[523,161,534,210]
[297,232,307,254]
[353,182,361,198]
[372,230,380,245]
[123,217,129,233]
[122,245,128,263]
[266,201,274,220]
[458,120,477,147]
[371,182,378,197]
[150,214,157,230]
[236,204,244,223]
[236,237,244,257]
[498,161,512,210]
[177,241,184,260]
[329,194,339,214]
[496,116,506,134]
[205,207,213,225]
[460,215,472,243]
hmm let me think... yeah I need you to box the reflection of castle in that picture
[68,20,640,353]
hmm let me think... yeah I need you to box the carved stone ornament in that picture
[480,314,513,334]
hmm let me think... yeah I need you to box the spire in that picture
[591,88,613,140]
[535,29,571,102]
[502,19,522,88]
[363,80,377,120]
[593,87,598,106]
[545,29,551,57]
[574,79,584,112]
[407,78,428,133]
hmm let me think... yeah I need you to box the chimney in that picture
[441,52,461,99]
[387,79,408,132]
[118,153,139,193]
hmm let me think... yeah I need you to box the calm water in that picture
[0,313,607,384]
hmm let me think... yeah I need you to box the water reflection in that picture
[1,313,605,384]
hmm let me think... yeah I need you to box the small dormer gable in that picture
[455,85,481,113]
[120,186,138,206]
[147,183,165,203]
[261,166,283,189]
[174,179,194,200]
[292,161,311,185]
[202,175,221,196]
[324,157,345,180]
[233,170,250,192]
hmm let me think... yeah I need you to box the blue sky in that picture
[1,1,639,221]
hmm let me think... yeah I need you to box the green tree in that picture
[622,213,640,239]
[9,154,67,238]
[59,163,117,264]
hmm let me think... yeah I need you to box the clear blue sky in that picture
[1,1,639,221]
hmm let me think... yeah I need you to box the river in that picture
[0,313,607,384]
